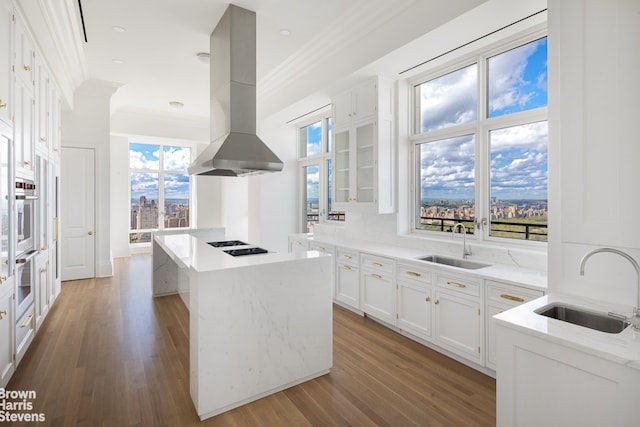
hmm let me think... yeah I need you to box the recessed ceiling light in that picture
[112,58,124,64]
[169,101,184,109]
[196,52,210,63]
[279,28,291,36]
[112,25,127,33]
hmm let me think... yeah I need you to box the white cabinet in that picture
[332,76,394,213]
[332,79,378,129]
[288,235,309,253]
[13,14,34,89]
[496,322,640,427]
[35,56,49,151]
[485,280,543,370]
[14,79,34,179]
[34,253,49,331]
[396,262,433,340]
[433,273,482,364]
[15,303,33,365]
[360,253,395,323]
[0,280,14,388]
[0,0,13,125]
[335,247,359,309]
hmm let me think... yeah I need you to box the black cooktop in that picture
[207,240,248,248]
[224,247,269,257]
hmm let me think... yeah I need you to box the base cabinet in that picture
[497,324,640,427]
[0,281,14,387]
[396,262,433,339]
[485,280,543,370]
[433,273,482,363]
[360,254,395,323]
[15,303,34,366]
[335,248,359,309]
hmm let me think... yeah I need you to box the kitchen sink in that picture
[416,255,490,270]
[535,303,630,333]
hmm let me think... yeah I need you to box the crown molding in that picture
[15,0,88,109]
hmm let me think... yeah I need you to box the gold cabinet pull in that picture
[370,273,382,279]
[0,310,6,320]
[340,264,352,270]
[317,246,325,251]
[434,299,440,305]
[342,254,352,259]
[41,246,48,251]
[0,275,6,284]
[447,281,466,288]
[371,262,383,267]
[294,241,302,245]
[23,64,31,71]
[425,296,431,302]
[23,160,31,166]
[500,294,525,303]
[40,267,47,273]
[20,314,33,328]
[406,271,421,277]
[0,99,6,109]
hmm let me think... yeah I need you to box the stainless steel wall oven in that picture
[15,179,38,318]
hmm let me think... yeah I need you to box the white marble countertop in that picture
[155,234,328,273]
[308,235,547,291]
[494,292,640,369]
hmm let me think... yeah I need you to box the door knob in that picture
[88,231,93,235]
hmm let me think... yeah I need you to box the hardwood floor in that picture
[7,255,495,426]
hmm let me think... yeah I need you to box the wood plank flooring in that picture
[7,255,495,426]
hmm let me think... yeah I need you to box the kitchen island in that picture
[152,232,333,420]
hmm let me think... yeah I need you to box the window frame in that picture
[128,140,194,245]
[296,111,344,233]
[409,29,548,247]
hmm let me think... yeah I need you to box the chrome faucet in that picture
[579,247,640,331]
[452,222,472,259]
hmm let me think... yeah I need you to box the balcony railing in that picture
[418,216,547,241]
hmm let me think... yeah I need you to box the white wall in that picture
[61,79,120,277]
[547,0,640,307]
[249,117,298,253]
[110,135,130,257]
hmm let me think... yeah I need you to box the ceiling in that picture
[21,0,548,134]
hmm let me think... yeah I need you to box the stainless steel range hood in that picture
[188,4,283,177]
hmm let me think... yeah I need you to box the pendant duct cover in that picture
[188,4,283,177]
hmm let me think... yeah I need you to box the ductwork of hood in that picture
[188,4,283,177]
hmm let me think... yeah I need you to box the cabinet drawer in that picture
[436,273,481,298]
[309,241,334,255]
[486,281,543,307]
[16,304,34,351]
[397,263,432,286]
[336,248,358,265]
[360,253,394,273]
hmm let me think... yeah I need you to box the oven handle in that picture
[16,250,38,264]
[16,195,38,200]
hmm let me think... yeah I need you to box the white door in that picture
[61,147,95,280]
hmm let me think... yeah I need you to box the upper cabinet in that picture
[332,79,378,129]
[13,14,34,89]
[331,76,395,214]
[0,0,13,125]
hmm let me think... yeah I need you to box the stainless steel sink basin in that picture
[535,304,630,333]
[416,255,490,270]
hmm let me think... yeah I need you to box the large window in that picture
[298,114,344,233]
[129,143,191,244]
[413,35,548,243]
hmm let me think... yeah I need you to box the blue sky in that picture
[130,144,191,201]
[419,37,548,202]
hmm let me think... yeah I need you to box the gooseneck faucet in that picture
[452,222,472,259]
[579,247,640,331]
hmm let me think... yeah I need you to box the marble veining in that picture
[152,230,333,420]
